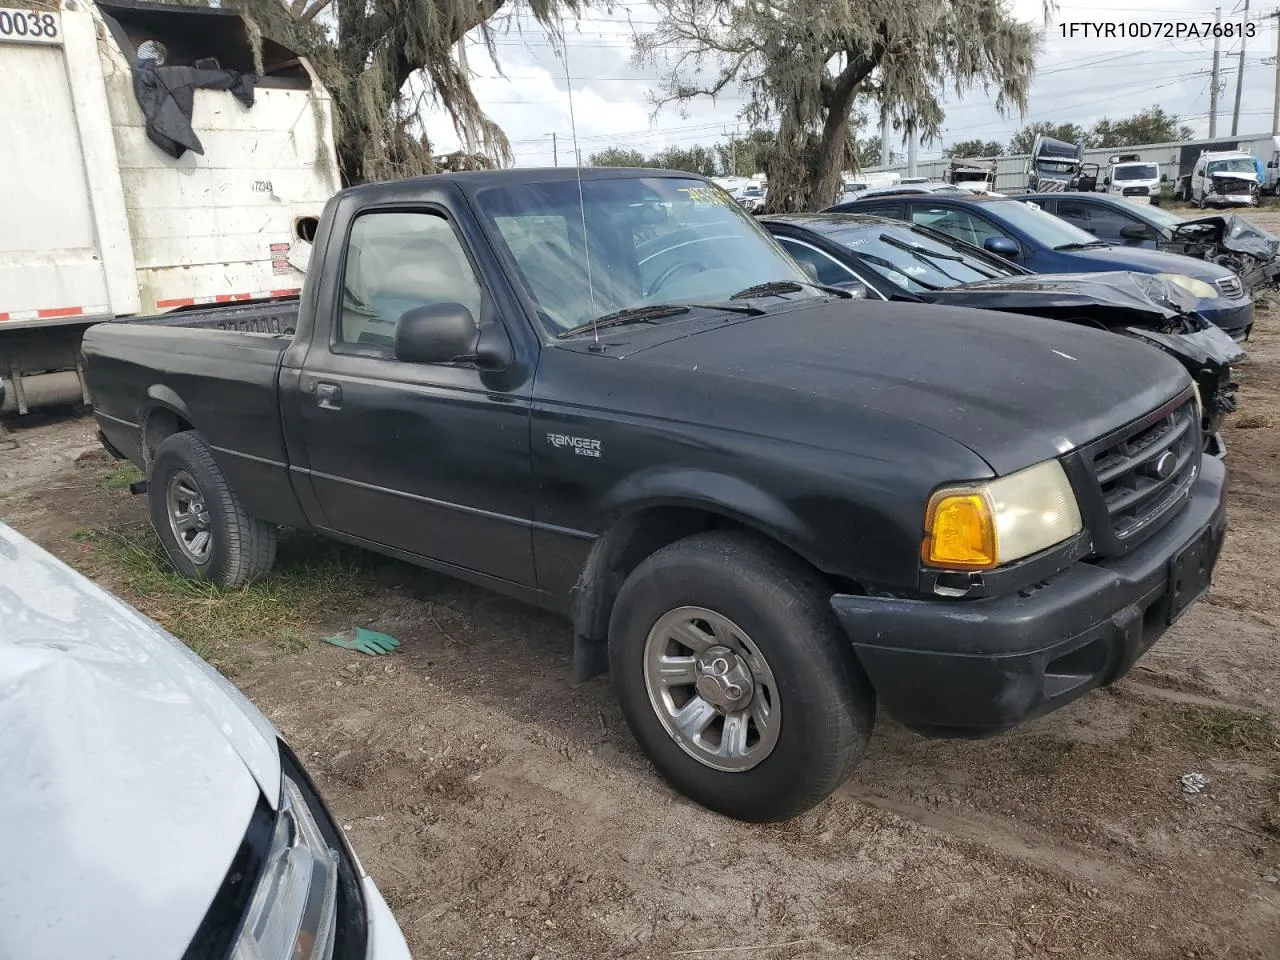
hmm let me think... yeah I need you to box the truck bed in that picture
[83,311,305,529]
[132,297,300,336]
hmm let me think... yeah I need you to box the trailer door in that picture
[0,6,135,323]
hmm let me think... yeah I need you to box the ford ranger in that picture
[83,168,1227,822]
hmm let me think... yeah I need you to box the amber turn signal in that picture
[922,491,997,569]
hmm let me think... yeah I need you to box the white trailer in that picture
[0,0,338,426]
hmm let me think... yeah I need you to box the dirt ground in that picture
[5,227,1280,959]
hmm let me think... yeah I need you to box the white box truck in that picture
[0,0,338,432]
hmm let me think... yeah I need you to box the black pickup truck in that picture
[83,168,1227,822]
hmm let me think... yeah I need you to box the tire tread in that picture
[148,432,276,588]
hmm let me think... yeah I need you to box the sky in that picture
[422,0,1276,169]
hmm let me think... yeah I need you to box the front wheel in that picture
[147,431,277,588]
[609,531,874,822]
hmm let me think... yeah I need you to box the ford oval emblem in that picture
[1153,450,1177,480]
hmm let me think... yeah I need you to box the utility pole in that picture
[1232,0,1250,136]
[1210,6,1222,136]
[880,114,890,166]
[551,132,558,167]
[907,126,918,177]
[722,125,738,176]
[1272,9,1280,135]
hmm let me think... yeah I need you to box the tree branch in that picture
[299,0,333,23]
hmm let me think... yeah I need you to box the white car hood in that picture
[0,524,281,960]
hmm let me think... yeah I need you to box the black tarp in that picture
[131,57,256,159]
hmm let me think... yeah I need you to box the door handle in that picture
[315,382,342,410]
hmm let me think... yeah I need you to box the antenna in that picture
[559,43,599,345]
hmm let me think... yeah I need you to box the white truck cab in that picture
[1103,154,1163,205]
[1189,150,1260,208]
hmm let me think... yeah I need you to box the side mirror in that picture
[1161,173,1169,182]
[797,260,820,283]
[1103,176,1111,186]
[395,303,479,364]
[836,279,868,299]
[1119,223,1152,240]
[983,236,1019,258]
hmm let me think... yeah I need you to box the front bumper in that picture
[831,456,1226,736]
[364,877,412,960]
[1241,258,1280,295]
[1207,194,1258,208]
[1200,297,1254,341]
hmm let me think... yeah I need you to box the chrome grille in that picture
[1090,399,1199,540]
[1215,275,1244,299]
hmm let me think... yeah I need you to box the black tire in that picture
[608,531,874,822]
[147,431,277,588]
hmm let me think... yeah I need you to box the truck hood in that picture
[618,299,1186,474]
[1211,170,1258,184]
[917,271,1199,328]
[0,523,280,960]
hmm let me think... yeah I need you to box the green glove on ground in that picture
[322,627,401,656]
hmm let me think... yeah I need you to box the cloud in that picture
[421,0,1275,166]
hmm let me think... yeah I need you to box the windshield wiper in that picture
[878,234,966,263]
[849,250,943,291]
[557,301,762,339]
[730,279,852,300]
[876,234,971,284]
[1054,240,1112,250]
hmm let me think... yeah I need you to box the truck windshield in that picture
[1113,164,1158,181]
[473,176,811,334]
[1207,158,1256,176]
[827,225,1012,293]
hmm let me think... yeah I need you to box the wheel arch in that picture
[569,479,857,679]
[138,386,195,463]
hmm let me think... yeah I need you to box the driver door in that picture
[296,207,537,585]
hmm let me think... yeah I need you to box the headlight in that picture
[922,460,1083,569]
[232,773,340,960]
[1154,273,1218,300]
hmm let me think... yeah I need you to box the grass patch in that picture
[1169,707,1278,754]
[74,525,387,673]
[1017,737,1078,777]
[100,463,143,491]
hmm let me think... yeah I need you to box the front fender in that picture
[597,466,816,563]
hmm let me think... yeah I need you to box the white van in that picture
[1103,155,1163,205]
[1187,151,1260,208]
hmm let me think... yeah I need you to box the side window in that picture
[855,201,904,220]
[1055,199,1092,229]
[1083,205,1139,240]
[339,211,483,352]
[776,237,857,287]
[909,206,1007,248]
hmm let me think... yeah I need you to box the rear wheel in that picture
[147,431,277,588]
[609,531,874,822]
